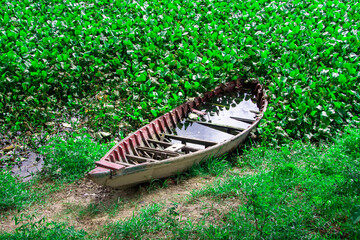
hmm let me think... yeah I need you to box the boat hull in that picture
[89,121,255,189]
[88,79,267,189]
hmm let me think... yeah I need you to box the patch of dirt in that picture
[174,197,244,225]
[1,166,256,235]
[0,175,216,233]
[163,169,253,226]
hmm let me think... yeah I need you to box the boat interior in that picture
[95,85,264,170]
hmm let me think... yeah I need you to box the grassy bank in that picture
[2,127,359,239]
[100,127,360,239]
[0,130,113,211]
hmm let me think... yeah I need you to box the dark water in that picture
[12,153,43,181]
[169,91,259,148]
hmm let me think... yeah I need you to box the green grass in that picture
[2,127,359,239]
[38,129,114,183]
[188,154,233,177]
[0,136,228,214]
[189,127,360,239]
[102,203,166,239]
[140,154,234,193]
[0,130,113,212]
[0,169,58,212]
[0,155,233,238]
[100,127,360,239]
[0,169,32,211]
[0,218,87,240]
[1,0,359,144]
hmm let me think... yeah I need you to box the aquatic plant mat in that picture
[1,0,359,155]
[1,128,359,239]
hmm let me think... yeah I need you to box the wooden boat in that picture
[88,79,267,188]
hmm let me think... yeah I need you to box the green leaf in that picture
[31,60,39,68]
[261,51,268,59]
[150,109,157,117]
[30,71,39,76]
[28,86,35,94]
[21,46,28,53]
[21,82,28,91]
[3,12,9,23]
[339,74,347,84]
[172,93,179,101]
[140,84,147,92]
[184,81,191,90]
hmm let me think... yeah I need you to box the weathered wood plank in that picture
[191,108,206,115]
[147,138,172,147]
[186,119,245,131]
[164,134,217,147]
[137,146,180,157]
[165,144,185,152]
[95,160,126,170]
[147,139,199,152]
[230,116,255,124]
[116,161,133,167]
[125,154,159,163]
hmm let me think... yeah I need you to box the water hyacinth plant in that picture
[0,0,359,144]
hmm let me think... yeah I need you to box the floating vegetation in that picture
[0,0,359,145]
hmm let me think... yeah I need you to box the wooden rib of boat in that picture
[88,79,267,188]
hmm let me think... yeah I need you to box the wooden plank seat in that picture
[165,143,185,152]
[250,110,260,114]
[125,154,159,163]
[191,108,206,115]
[147,139,199,152]
[186,120,245,132]
[230,116,255,124]
[136,146,180,157]
[164,134,217,147]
